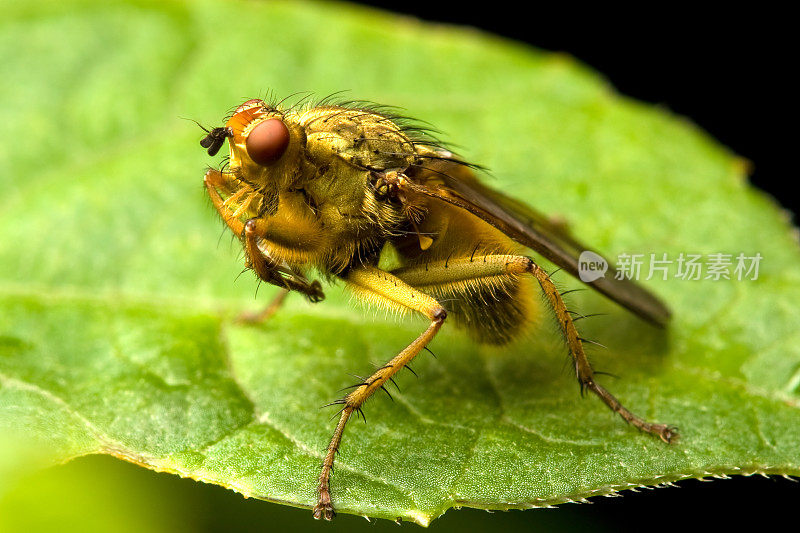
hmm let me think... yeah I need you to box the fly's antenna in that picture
[180,116,212,133]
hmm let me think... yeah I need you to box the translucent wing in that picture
[403,157,671,327]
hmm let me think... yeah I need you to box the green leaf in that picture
[1,0,798,525]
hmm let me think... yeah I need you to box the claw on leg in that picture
[312,490,335,521]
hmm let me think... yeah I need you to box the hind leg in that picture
[393,253,677,442]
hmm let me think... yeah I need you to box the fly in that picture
[198,96,677,520]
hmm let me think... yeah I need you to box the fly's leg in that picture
[236,288,290,324]
[205,169,324,317]
[242,218,325,302]
[204,168,247,234]
[526,257,676,442]
[313,266,447,520]
[392,254,677,443]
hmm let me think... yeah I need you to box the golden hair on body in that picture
[199,95,676,520]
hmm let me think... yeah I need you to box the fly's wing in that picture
[403,157,671,327]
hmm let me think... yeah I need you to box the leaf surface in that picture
[1,0,798,525]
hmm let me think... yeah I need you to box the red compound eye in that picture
[246,118,290,165]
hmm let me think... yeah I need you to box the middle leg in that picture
[236,288,290,324]
[313,266,447,520]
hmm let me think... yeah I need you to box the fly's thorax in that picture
[300,106,418,170]
[296,106,418,235]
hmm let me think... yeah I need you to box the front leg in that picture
[205,169,324,308]
[242,218,325,302]
[313,266,447,520]
[204,168,249,235]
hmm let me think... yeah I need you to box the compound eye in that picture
[246,118,290,165]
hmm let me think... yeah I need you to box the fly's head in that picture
[201,99,308,217]
[200,96,438,271]
[225,99,306,176]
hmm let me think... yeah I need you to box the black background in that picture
[353,3,797,220]
[346,3,798,528]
